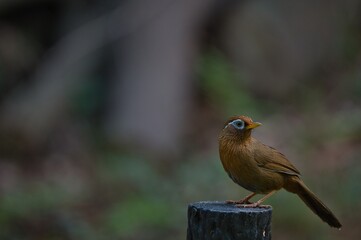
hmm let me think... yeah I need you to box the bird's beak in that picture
[246,122,262,130]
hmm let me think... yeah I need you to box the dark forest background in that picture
[0,0,361,239]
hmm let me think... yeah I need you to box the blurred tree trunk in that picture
[0,0,222,156]
[105,0,218,155]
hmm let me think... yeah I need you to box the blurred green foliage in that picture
[198,48,264,118]
[103,197,170,238]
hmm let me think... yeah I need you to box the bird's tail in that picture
[294,180,342,229]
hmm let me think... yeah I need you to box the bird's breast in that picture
[219,139,283,193]
[219,141,259,191]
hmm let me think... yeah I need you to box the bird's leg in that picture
[226,192,257,205]
[237,190,276,208]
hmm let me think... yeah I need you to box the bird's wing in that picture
[253,140,301,176]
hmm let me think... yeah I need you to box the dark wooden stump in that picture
[187,201,272,240]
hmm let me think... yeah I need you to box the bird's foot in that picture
[235,203,271,208]
[225,199,252,205]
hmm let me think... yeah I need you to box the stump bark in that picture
[187,201,272,240]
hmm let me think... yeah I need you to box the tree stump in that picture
[187,201,272,240]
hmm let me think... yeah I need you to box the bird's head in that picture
[220,115,262,141]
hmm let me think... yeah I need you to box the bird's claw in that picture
[235,203,271,208]
[226,199,252,205]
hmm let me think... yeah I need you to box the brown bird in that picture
[218,115,342,229]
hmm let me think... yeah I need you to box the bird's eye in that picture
[231,119,245,130]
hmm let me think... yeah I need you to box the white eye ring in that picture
[230,119,245,130]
